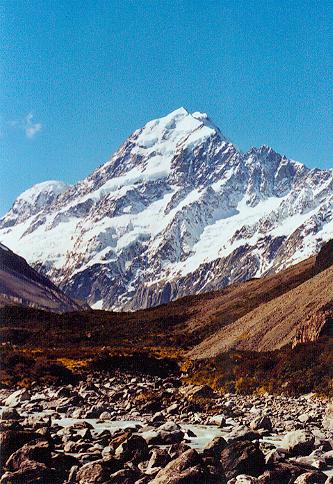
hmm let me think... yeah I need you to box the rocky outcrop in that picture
[292,306,332,347]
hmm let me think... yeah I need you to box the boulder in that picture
[220,440,265,480]
[142,429,184,445]
[152,448,220,483]
[207,415,226,427]
[180,384,216,400]
[168,442,191,459]
[145,448,171,474]
[99,411,112,420]
[323,449,333,465]
[298,413,311,423]
[3,389,30,408]
[294,471,327,483]
[110,430,133,451]
[0,407,20,421]
[157,421,181,432]
[50,452,79,481]
[6,439,52,471]
[323,402,333,430]
[250,415,273,432]
[0,430,42,463]
[0,460,56,483]
[115,434,149,463]
[233,476,258,483]
[76,460,111,483]
[152,412,165,423]
[67,465,79,483]
[109,467,142,482]
[203,436,228,458]
[257,462,319,483]
[280,430,315,456]
[228,427,261,443]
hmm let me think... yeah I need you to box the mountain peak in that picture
[17,180,70,204]
[0,180,71,228]
[1,109,332,312]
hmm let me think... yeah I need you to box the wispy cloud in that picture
[23,113,42,139]
[7,112,43,139]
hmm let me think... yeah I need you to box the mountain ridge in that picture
[0,108,332,310]
[0,243,85,313]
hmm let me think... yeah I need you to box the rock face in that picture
[0,243,85,312]
[1,108,333,310]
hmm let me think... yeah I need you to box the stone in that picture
[145,448,171,474]
[250,415,273,432]
[152,448,220,483]
[323,450,333,465]
[0,460,56,484]
[152,412,165,423]
[144,429,185,445]
[258,462,318,483]
[3,389,30,407]
[99,411,112,420]
[323,403,333,430]
[157,421,181,432]
[51,453,79,481]
[67,465,79,483]
[166,403,179,415]
[6,439,52,471]
[109,467,142,482]
[299,413,311,423]
[0,407,20,420]
[115,434,149,463]
[203,436,228,458]
[220,440,265,480]
[235,476,258,483]
[0,430,41,462]
[294,471,327,483]
[180,384,216,400]
[168,442,191,459]
[76,460,111,483]
[280,430,315,456]
[207,415,226,427]
[228,427,261,443]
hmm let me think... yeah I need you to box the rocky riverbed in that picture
[0,370,332,483]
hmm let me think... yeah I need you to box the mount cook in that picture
[1,107,332,310]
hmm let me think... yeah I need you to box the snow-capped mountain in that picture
[1,107,332,310]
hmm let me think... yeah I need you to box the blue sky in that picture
[1,0,332,214]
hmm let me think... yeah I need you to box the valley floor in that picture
[1,370,333,483]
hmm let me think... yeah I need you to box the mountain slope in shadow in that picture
[0,243,86,313]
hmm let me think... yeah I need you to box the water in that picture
[52,415,226,451]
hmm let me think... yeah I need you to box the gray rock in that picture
[220,440,265,480]
[250,415,272,432]
[3,389,30,407]
[280,430,315,456]
[293,471,327,483]
[0,407,20,420]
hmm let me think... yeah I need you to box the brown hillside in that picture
[188,264,333,359]
[1,240,332,354]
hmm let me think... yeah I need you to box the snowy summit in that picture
[0,108,332,310]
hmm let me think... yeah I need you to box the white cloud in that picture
[7,112,43,139]
[23,113,42,139]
